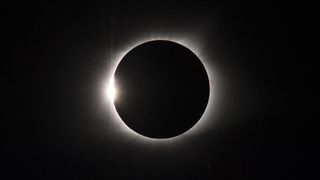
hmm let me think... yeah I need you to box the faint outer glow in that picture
[102,35,217,144]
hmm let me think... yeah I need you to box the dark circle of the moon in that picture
[114,40,210,139]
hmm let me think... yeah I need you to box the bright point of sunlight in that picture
[107,77,117,103]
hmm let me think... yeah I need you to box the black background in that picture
[5,0,313,179]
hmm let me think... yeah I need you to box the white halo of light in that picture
[102,35,217,144]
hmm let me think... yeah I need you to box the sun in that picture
[107,76,117,103]
[102,37,215,143]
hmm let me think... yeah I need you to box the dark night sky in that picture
[5,0,314,179]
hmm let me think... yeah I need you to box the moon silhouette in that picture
[113,40,210,139]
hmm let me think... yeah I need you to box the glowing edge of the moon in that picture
[104,37,216,143]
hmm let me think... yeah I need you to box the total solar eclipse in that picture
[112,40,210,139]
